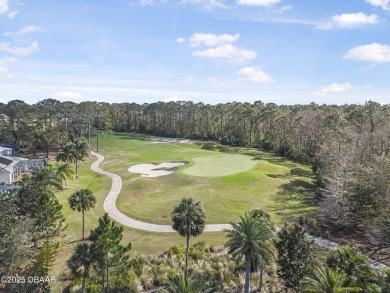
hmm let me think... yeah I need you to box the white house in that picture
[0,156,48,184]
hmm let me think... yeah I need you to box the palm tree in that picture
[56,141,76,163]
[73,138,90,179]
[69,189,97,240]
[55,163,75,188]
[301,265,361,293]
[225,213,274,293]
[326,246,373,289]
[163,273,213,293]
[30,167,63,190]
[171,198,206,282]
[67,243,93,293]
[249,209,276,292]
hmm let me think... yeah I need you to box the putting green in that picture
[183,153,259,177]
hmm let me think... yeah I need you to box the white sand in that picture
[128,161,188,177]
[147,136,198,144]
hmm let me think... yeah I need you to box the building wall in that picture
[0,172,12,184]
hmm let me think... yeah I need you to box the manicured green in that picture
[183,153,259,177]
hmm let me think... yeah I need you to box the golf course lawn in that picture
[100,132,317,225]
[52,132,317,291]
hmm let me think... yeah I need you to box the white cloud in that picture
[0,57,17,75]
[184,76,193,82]
[317,12,379,30]
[181,0,227,9]
[0,66,9,73]
[365,0,390,10]
[193,44,256,64]
[7,10,17,18]
[176,37,186,43]
[274,5,292,13]
[164,97,184,102]
[237,0,281,7]
[189,33,240,47]
[140,0,154,6]
[344,43,390,63]
[4,25,43,36]
[52,91,84,101]
[314,83,356,95]
[238,66,274,84]
[5,74,14,79]
[0,41,39,57]
[0,0,8,13]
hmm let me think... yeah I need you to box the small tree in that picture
[56,163,75,187]
[276,223,314,292]
[90,213,132,293]
[69,189,96,240]
[67,243,93,293]
[326,246,375,290]
[171,198,206,283]
[301,265,361,293]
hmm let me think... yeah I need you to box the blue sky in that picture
[0,0,389,105]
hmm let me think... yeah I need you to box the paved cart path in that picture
[90,152,388,270]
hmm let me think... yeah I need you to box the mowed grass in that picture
[183,153,258,177]
[52,132,317,291]
[99,132,317,225]
[52,155,227,292]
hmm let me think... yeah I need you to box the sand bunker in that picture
[147,136,198,144]
[128,161,189,177]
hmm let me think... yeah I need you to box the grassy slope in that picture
[52,132,317,291]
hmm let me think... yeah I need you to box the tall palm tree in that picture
[171,198,206,283]
[67,243,94,293]
[56,141,76,163]
[73,138,90,179]
[69,189,97,240]
[55,163,75,188]
[301,265,361,293]
[249,209,276,292]
[225,213,274,293]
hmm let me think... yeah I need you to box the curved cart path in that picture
[91,152,388,270]
[91,152,231,232]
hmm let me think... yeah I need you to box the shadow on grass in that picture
[266,173,290,180]
[114,132,147,141]
[271,179,318,221]
[290,167,314,178]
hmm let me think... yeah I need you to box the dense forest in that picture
[0,99,389,292]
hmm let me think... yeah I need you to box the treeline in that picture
[0,99,389,163]
[0,99,389,248]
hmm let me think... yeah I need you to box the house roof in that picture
[0,156,27,173]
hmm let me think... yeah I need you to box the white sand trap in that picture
[128,161,188,177]
[147,136,198,144]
